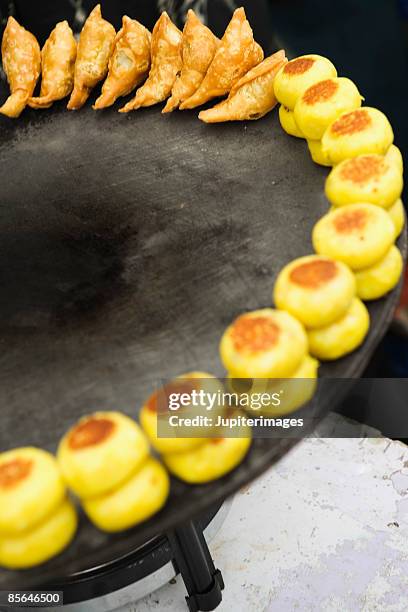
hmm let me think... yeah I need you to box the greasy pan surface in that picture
[0,83,405,588]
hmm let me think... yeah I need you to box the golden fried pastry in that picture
[220,308,308,379]
[274,255,356,328]
[355,245,403,301]
[273,54,337,110]
[294,77,362,141]
[321,107,394,165]
[279,105,305,138]
[67,5,116,110]
[163,10,219,113]
[325,153,403,209]
[0,17,41,118]
[163,411,251,483]
[308,298,369,360]
[140,372,224,454]
[0,448,65,535]
[29,21,77,109]
[180,7,263,110]
[312,203,395,270]
[119,12,182,112]
[83,458,169,532]
[307,139,332,166]
[199,50,287,123]
[58,412,149,499]
[93,16,151,109]
[0,498,77,569]
[388,198,405,238]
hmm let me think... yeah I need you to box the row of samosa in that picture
[0,5,287,123]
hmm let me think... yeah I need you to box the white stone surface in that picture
[122,413,408,612]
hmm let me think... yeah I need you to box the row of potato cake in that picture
[0,12,405,571]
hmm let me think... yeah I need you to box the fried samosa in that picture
[67,4,116,110]
[119,12,182,113]
[29,21,77,109]
[0,17,41,118]
[162,9,219,113]
[199,50,287,123]
[93,16,151,110]
[180,7,264,110]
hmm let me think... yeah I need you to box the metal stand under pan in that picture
[42,500,231,612]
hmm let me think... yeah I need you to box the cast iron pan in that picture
[0,81,405,590]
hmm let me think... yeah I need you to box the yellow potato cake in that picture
[58,411,149,499]
[227,352,318,394]
[273,54,337,110]
[220,308,308,379]
[388,198,405,238]
[312,203,395,270]
[294,77,362,141]
[386,144,404,174]
[163,413,252,483]
[83,458,169,532]
[261,355,318,416]
[0,447,65,535]
[355,245,403,301]
[243,354,319,417]
[273,255,356,328]
[278,104,305,138]
[308,298,369,360]
[0,498,77,569]
[307,139,332,167]
[140,372,223,454]
[321,107,394,165]
[329,198,405,240]
[325,153,403,208]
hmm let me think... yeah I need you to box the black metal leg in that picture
[167,520,224,612]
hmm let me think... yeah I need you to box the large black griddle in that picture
[0,82,405,592]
